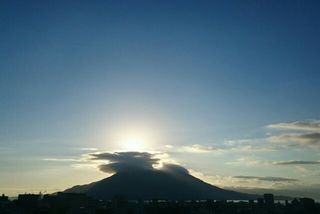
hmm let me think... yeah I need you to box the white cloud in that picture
[267,120,320,132]
[183,144,218,153]
[267,119,320,147]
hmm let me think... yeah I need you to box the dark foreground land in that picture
[0,192,319,214]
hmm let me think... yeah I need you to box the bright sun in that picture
[120,137,146,151]
[112,123,156,151]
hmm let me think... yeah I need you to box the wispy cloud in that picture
[217,119,320,153]
[183,144,218,153]
[268,132,320,146]
[78,147,97,151]
[233,176,298,182]
[222,138,279,153]
[164,144,218,153]
[43,158,82,162]
[188,169,300,191]
[267,119,320,147]
[274,160,320,165]
[226,156,270,167]
[267,120,320,132]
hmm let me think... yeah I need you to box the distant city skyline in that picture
[1,0,320,199]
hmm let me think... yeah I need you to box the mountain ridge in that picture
[65,168,255,200]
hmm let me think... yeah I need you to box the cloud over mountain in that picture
[90,152,159,173]
[89,151,189,175]
[66,151,253,200]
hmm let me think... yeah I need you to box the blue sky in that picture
[1,0,320,198]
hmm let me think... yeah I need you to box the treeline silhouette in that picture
[0,192,319,214]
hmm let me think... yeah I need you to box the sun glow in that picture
[110,121,158,151]
[120,137,147,151]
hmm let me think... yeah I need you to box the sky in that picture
[1,0,320,199]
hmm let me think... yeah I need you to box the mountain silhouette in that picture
[64,168,254,200]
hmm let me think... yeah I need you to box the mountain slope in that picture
[65,169,254,200]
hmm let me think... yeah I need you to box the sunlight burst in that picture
[120,137,147,151]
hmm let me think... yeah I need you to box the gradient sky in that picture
[1,0,320,199]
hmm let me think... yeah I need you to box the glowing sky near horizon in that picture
[1,0,320,199]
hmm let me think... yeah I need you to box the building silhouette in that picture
[264,193,275,214]
[0,192,319,214]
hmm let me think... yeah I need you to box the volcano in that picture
[64,168,254,200]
